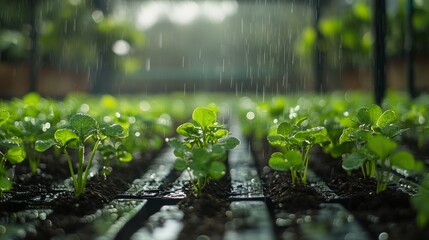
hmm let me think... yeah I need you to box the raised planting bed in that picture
[1,93,429,239]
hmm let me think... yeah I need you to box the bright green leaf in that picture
[342,152,367,171]
[118,151,133,162]
[35,139,56,152]
[215,129,228,138]
[377,110,396,127]
[176,122,198,136]
[390,151,415,170]
[54,128,79,146]
[367,135,397,159]
[0,176,12,192]
[339,127,354,144]
[23,92,41,105]
[209,161,225,180]
[269,152,289,171]
[6,147,26,164]
[0,109,9,127]
[192,107,216,128]
[267,134,285,146]
[368,105,382,126]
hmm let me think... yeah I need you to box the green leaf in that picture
[309,127,330,144]
[356,107,370,124]
[175,158,187,171]
[101,124,126,138]
[376,110,396,127]
[192,107,216,128]
[390,151,415,170]
[368,105,382,126]
[209,161,225,180]
[284,150,302,167]
[0,176,12,192]
[224,137,240,150]
[267,134,285,146]
[192,148,210,164]
[6,147,26,164]
[367,135,397,159]
[342,152,367,171]
[0,109,10,127]
[277,122,293,136]
[211,144,226,160]
[339,127,354,144]
[118,151,133,162]
[54,128,79,146]
[176,122,198,136]
[269,152,288,171]
[23,92,41,105]
[215,129,228,138]
[0,139,19,149]
[167,138,184,149]
[70,113,98,139]
[35,139,56,152]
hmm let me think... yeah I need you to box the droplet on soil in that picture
[378,232,389,240]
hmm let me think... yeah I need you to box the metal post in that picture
[373,0,386,105]
[314,0,324,93]
[406,0,416,98]
[29,0,39,93]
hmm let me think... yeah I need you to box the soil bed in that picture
[176,176,231,240]
[309,146,429,240]
[12,149,162,240]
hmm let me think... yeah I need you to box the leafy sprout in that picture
[36,113,128,198]
[168,107,240,198]
[340,105,423,193]
[267,120,330,185]
[0,109,26,196]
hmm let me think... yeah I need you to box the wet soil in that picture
[1,148,160,240]
[177,176,231,240]
[309,146,429,240]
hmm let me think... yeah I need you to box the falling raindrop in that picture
[145,58,151,71]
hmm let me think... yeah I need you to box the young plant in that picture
[0,109,26,196]
[267,119,330,185]
[35,113,127,197]
[168,107,240,198]
[340,105,421,193]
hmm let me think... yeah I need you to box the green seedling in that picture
[0,109,26,196]
[168,107,240,198]
[35,113,127,197]
[267,120,330,185]
[412,174,429,228]
[340,105,421,193]
[343,135,418,193]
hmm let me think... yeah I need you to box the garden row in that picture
[1,92,429,239]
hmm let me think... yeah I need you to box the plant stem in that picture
[302,146,311,185]
[81,139,101,193]
[75,145,85,197]
[64,149,77,190]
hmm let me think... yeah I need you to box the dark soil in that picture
[177,176,231,240]
[309,146,429,240]
[2,149,157,239]
[267,171,324,212]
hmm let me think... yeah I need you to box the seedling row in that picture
[1,92,429,239]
